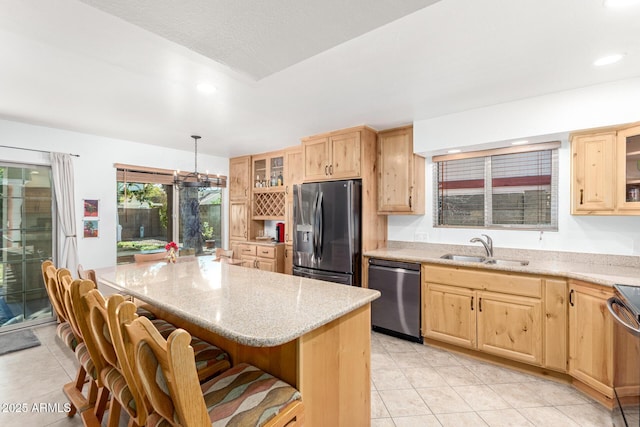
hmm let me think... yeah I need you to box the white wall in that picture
[389,77,640,256]
[0,119,229,269]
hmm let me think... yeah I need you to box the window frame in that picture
[433,142,560,231]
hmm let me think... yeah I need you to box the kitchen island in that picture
[96,256,380,426]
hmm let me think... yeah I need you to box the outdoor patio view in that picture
[117,182,221,264]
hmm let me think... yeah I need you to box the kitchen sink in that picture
[440,254,487,262]
[440,254,529,266]
[484,259,529,266]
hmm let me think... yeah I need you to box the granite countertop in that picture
[95,256,379,347]
[364,242,640,288]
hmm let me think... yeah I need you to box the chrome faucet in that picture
[470,234,493,258]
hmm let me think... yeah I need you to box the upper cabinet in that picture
[377,126,425,215]
[252,151,284,189]
[302,130,362,181]
[229,156,251,200]
[617,124,640,212]
[571,123,640,215]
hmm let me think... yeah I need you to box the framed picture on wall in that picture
[83,199,99,217]
[83,220,99,238]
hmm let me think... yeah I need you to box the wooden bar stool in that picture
[115,301,304,427]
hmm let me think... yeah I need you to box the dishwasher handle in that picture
[369,258,420,271]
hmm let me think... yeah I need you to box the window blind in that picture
[115,163,227,188]
[434,144,558,230]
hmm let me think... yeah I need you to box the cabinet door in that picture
[285,147,303,199]
[616,125,640,212]
[378,127,414,213]
[329,131,361,179]
[572,133,615,213]
[544,279,567,372]
[229,156,251,200]
[284,243,293,275]
[568,282,614,397]
[303,137,330,181]
[424,283,476,349]
[240,255,257,269]
[285,199,294,244]
[229,201,248,241]
[476,291,543,366]
[256,259,276,272]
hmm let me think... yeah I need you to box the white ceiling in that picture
[1,0,640,158]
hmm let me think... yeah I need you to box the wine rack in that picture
[252,189,285,219]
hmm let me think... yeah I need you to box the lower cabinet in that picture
[425,283,542,365]
[238,243,284,273]
[476,291,542,366]
[284,243,293,275]
[568,280,614,398]
[423,264,566,370]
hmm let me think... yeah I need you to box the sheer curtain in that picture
[50,153,79,270]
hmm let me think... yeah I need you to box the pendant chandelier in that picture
[174,135,220,188]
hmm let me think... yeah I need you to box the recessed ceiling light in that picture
[604,0,640,8]
[196,82,216,94]
[511,140,529,146]
[447,149,461,154]
[593,53,626,66]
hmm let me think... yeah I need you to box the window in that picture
[116,164,226,263]
[434,142,559,230]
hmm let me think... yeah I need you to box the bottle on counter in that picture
[271,172,277,187]
[255,175,261,188]
[277,172,283,186]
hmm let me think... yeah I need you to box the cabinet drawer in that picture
[424,264,541,298]
[238,245,256,256]
[256,246,276,259]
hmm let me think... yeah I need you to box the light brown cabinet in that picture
[229,200,249,241]
[284,243,293,275]
[571,122,640,215]
[284,147,303,244]
[423,264,556,367]
[568,280,614,398]
[377,126,425,214]
[571,132,616,213]
[238,243,284,273]
[229,156,251,200]
[302,130,362,181]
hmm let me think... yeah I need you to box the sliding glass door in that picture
[0,163,55,330]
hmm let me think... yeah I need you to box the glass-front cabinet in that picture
[618,125,640,211]
[252,152,284,189]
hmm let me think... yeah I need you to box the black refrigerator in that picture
[292,180,361,286]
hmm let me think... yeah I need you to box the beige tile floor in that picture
[371,331,613,427]
[0,323,615,426]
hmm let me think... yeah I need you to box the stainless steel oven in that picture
[608,284,640,427]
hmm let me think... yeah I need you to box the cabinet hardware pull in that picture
[261,250,268,254]
[580,189,583,205]
[479,297,482,312]
[285,248,288,257]
[329,164,333,175]
[285,185,288,195]
[569,289,575,306]
[409,196,412,209]
[325,165,329,175]
[471,296,474,311]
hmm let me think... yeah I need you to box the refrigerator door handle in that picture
[317,192,323,262]
[312,192,319,260]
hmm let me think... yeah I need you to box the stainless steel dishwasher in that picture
[368,258,422,343]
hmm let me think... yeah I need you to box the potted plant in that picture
[202,221,215,249]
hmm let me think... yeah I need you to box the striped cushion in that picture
[135,306,157,320]
[150,319,229,379]
[201,363,301,426]
[146,413,172,427]
[74,342,97,380]
[101,366,137,417]
[56,322,78,351]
